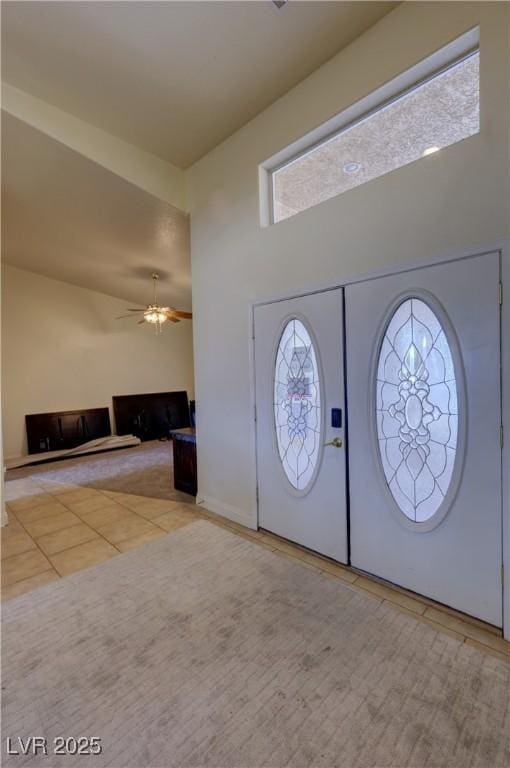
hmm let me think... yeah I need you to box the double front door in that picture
[254,253,502,626]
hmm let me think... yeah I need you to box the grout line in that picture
[4,490,122,581]
[1,568,61,602]
[4,509,59,583]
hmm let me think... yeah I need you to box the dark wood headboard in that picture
[26,407,111,454]
[112,391,190,442]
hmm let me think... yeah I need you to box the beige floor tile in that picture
[237,527,266,540]
[78,504,134,529]
[37,481,80,494]
[1,528,37,559]
[98,490,121,498]
[118,496,190,517]
[101,492,149,508]
[36,523,100,556]
[115,529,168,552]
[344,580,384,604]
[96,515,160,545]
[195,509,232,526]
[2,549,52,587]
[194,506,215,519]
[384,600,465,642]
[131,501,194,520]
[427,602,502,637]
[464,638,510,664]
[354,575,427,615]
[1,569,60,601]
[23,511,81,539]
[423,607,510,655]
[12,500,70,525]
[252,539,279,553]
[204,516,233,532]
[221,519,251,533]
[53,488,102,504]
[316,559,358,584]
[259,531,304,552]
[1,516,25,533]
[63,495,126,515]
[348,574,503,637]
[49,539,118,576]
[7,493,55,512]
[273,549,322,573]
[152,509,199,532]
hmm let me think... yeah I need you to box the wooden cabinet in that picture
[171,428,197,496]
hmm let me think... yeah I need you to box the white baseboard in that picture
[195,494,257,530]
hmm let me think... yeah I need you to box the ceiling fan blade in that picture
[126,308,146,312]
[166,309,192,319]
[168,316,180,323]
[116,313,143,320]
[137,319,146,325]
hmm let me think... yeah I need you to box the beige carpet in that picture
[5,441,192,503]
[2,521,509,768]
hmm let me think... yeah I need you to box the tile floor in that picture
[2,477,509,663]
[2,479,198,597]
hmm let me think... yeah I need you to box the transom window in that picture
[263,30,480,224]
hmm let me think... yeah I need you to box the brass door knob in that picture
[324,437,343,448]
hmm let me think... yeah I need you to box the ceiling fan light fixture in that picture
[115,272,191,333]
[144,274,168,332]
[143,305,168,323]
[144,305,169,327]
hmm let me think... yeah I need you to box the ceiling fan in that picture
[116,273,192,332]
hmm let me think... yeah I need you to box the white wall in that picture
[1,265,195,458]
[187,2,509,629]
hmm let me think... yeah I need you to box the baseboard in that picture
[195,494,257,530]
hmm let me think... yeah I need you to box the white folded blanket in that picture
[4,434,141,470]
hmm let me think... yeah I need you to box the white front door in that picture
[254,289,348,562]
[346,253,502,625]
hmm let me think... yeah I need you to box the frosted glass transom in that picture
[274,319,321,491]
[376,298,459,523]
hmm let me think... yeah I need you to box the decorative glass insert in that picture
[376,298,459,523]
[274,318,321,490]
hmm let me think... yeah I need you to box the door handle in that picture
[324,437,343,448]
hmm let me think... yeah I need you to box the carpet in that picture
[5,441,192,504]
[2,520,509,768]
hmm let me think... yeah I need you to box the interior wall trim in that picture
[195,494,257,530]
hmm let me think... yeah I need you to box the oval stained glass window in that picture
[376,298,459,523]
[274,318,322,491]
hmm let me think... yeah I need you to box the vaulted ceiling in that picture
[2,114,191,310]
[2,1,397,168]
[1,1,398,305]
